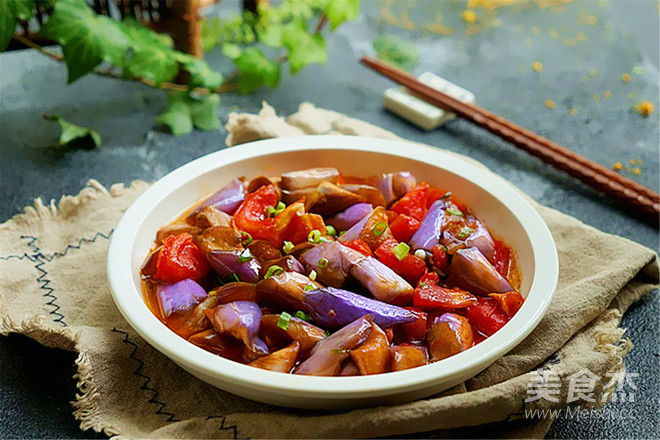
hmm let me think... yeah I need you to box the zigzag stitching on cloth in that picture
[37,230,114,262]
[2,232,114,325]
[35,257,67,326]
[111,328,179,423]
[17,235,68,327]
[206,415,241,439]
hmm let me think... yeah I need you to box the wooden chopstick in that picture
[360,56,660,221]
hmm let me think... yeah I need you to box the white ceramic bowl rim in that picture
[107,135,558,399]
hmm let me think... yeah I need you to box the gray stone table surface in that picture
[0,0,658,438]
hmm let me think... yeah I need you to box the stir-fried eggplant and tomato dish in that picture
[141,168,522,376]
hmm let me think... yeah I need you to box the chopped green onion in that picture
[282,241,295,254]
[239,231,253,245]
[393,242,410,261]
[440,245,448,252]
[338,230,347,236]
[318,258,329,268]
[324,330,331,337]
[308,269,317,281]
[237,248,253,263]
[326,225,337,236]
[294,311,311,321]
[277,312,292,330]
[457,227,474,239]
[266,201,286,218]
[447,207,463,217]
[303,284,315,292]
[264,265,284,279]
[308,229,321,243]
[372,222,388,236]
[319,236,331,243]
[226,273,240,283]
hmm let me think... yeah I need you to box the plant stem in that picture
[314,13,328,33]
[12,34,240,94]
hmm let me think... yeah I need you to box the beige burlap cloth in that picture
[1,102,658,439]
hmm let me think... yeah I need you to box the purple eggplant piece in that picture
[299,242,364,288]
[369,173,395,204]
[465,216,496,263]
[295,315,374,376]
[280,167,339,191]
[187,178,246,222]
[260,255,305,279]
[303,286,417,328]
[256,271,322,311]
[409,199,447,251]
[207,250,261,283]
[448,247,513,296]
[350,257,414,305]
[337,209,372,243]
[156,278,207,318]
[326,203,373,231]
[367,172,417,204]
[210,301,269,356]
[391,172,417,200]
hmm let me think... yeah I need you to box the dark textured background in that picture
[0,0,658,438]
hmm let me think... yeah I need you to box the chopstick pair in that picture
[360,56,660,222]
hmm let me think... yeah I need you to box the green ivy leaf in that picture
[323,0,360,30]
[41,0,129,82]
[256,23,282,47]
[372,35,419,72]
[156,92,221,136]
[282,20,327,74]
[221,43,242,59]
[234,47,281,94]
[125,47,179,85]
[189,94,222,131]
[44,114,102,147]
[120,18,174,50]
[0,0,33,51]
[177,54,224,89]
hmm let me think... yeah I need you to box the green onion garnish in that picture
[282,241,294,254]
[308,229,321,243]
[237,248,253,263]
[447,207,463,217]
[266,201,286,218]
[294,311,311,321]
[392,242,410,261]
[457,227,474,239]
[318,258,329,268]
[326,225,337,236]
[226,273,240,283]
[308,269,317,281]
[324,330,331,337]
[338,230,346,236]
[239,231,253,245]
[303,284,315,292]
[277,312,292,330]
[440,245,448,252]
[264,265,284,279]
[372,222,388,236]
[318,236,331,243]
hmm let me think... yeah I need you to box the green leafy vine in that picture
[1,0,361,143]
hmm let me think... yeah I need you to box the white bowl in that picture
[107,135,558,409]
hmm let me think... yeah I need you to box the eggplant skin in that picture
[447,247,513,296]
[303,287,417,328]
[350,257,414,305]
